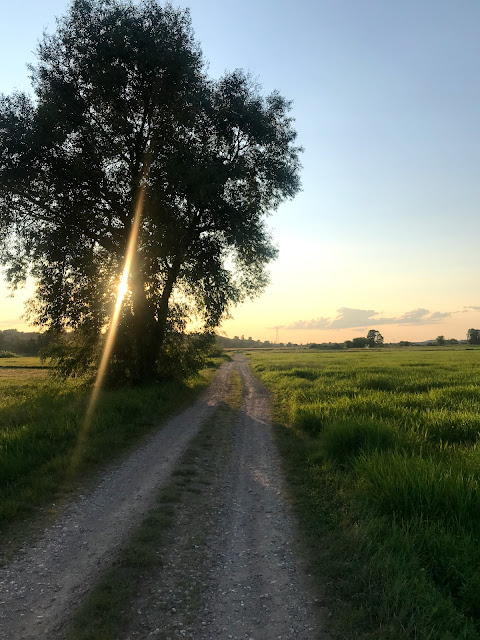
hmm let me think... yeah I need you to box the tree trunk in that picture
[130,261,158,384]
[129,253,184,384]
[156,253,184,346]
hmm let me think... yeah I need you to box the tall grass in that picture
[0,362,219,535]
[249,348,480,639]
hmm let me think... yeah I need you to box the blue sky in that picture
[1,0,480,341]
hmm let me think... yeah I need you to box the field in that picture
[0,357,222,541]
[248,348,480,640]
[0,357,48,369]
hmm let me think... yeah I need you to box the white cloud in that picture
[286,307,454,330]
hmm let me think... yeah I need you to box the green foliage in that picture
[249,348,480,639]
[467,328,480,345]
[367,329,384,347]
[40,329,101,380]
[154,332,215,381]
[0,351,17,358]
[350,336,369,348]
[0,0,301,384]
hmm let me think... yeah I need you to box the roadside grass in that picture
[248,348,480,639]
[0,355,229,544]
[65,369,243,640]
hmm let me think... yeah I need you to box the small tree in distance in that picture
[367,329,384,347]
[436,335,446,346]
[467,329,480,345]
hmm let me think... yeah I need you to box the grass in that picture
[247,348,480,640]
[0,356,47,368]
[65,369,243,640]
[0,355,228,544]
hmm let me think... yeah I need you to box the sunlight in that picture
[118,276,129,301]
[68,184,147,475]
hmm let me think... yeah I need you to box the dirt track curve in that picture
[0,355,326,640]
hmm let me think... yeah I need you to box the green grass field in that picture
[248,348,480,640]
[0,357,224,542]
[0,356,48,368]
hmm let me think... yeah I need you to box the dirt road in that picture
[193,356,324,639]
[0,356,325,639]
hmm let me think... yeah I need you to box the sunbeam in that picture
[68,184,147,474]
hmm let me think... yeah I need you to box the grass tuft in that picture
[321,417,396,465]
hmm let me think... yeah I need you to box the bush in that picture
[0,350,17,358]
[41,328,215,385]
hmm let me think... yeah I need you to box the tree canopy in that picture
[367,329,384,347]
[467,329,480,345]
[0,0,301,383]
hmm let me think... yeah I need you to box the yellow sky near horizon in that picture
[3,273,480,345]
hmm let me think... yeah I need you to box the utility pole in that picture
[274,326,281,344]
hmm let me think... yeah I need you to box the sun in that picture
[118,278,128,300]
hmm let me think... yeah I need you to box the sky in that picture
[1,0,480,343]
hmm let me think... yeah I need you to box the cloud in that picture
[286,307,454,331]
[286,317,331,330]
[464,306,480,312]
[329,308,377,329]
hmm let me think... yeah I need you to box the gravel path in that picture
[0,355,327,639]
[0,360,235,640]
[195,356,326,640]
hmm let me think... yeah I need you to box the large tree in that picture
[0,0,301,383]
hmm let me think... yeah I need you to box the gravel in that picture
[0,360,235,640]
[193,356,328,640]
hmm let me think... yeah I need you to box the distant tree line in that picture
[3,327,479,357]
[216,335,301,349]
[309,329,479,350]
[0,329,54,356]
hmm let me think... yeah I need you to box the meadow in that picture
[0,357,221,544]
[248,347,480,640]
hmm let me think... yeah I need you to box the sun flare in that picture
[118,277,128,301]
[68,183,147,475]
